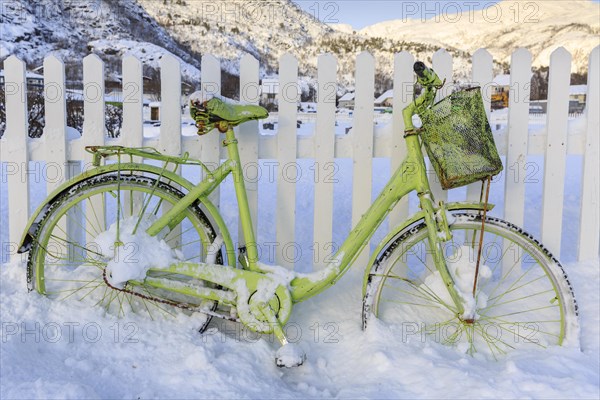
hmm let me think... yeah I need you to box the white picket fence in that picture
[1,46,599,268]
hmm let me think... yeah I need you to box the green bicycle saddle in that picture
[191,97,269,135]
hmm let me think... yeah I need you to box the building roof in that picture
[0,70,44,80]
[339,92,355,102]
[492,74,511,86]
[26,71,44,79]
[492,73,534,86]
[375,89,393,104]
[569,85,587,95]
[65,89,84,101]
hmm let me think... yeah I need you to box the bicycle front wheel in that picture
[363,213,578,358]
[28,173,226,330]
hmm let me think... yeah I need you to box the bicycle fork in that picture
[419,194,470,319]
[402,136,469,320]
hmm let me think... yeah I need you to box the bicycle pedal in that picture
[275,343,306,368]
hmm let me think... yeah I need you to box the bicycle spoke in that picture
[486,255,522,299]
[381,298,445,309]
[477,313,562,338]
[123,292,137,315]
[408,279,457,313]
[367,216,576,358]
[116,291,126,318]
[472,322,514,356]
[479,236,514,293]
[48,234,106,260]
[150,197,165,217]
[487,274,548,302]
[87,196,106,233]
[58,279,104,301]
[486,304,558,319]
[103,287,120,310]
[49,222,92,249]
[482,320,547,349]
[76,201,103,237]
[487,264,538,307]
[411,246,436,275]
[383,282,448,308]
[76,281,107,302]
[164,225,201,244]
[484,288,554,311]
[139,286,178,318]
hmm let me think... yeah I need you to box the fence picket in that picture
[159,54,182,156]
[120,55,145,220]
[432,49,452,203]
[43,55,69,193]
[312,54,337,269]
[468,49,494,201]
[578,46,600,261]
[158,55,183,248]
[389,51,414,229]
[541,47,571,257]
[200,55,222,208]
[276,53,299,269]
[83,54,106,241]
[504,48,532,226]
[238,54,260,244]
[83,55,106,147]
[121,55,143,148]
[2,56,29,254]
[502,48,532,273]
[352,52,375,269]
[42,55,72,260]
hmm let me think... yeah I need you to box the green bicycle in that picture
[17,62,578,366]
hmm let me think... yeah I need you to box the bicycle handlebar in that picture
[414,61,427,78]
[401,62,444,133]
[413,61,443,88]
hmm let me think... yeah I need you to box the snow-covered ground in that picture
[1,114,599,398]
[0,257,598,398]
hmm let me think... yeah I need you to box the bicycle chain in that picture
[102,269,239,322]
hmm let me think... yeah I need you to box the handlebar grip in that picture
[413,61,426,78]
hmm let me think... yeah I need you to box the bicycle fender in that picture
[17,163,234,266]
[361,201,495,296]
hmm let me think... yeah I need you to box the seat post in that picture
[224,127,259,268]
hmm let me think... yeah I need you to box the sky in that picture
[294,0,600,30]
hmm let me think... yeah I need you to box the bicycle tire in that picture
[27,173,227,331]
[363,212,578,358]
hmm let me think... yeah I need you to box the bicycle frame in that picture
[142,125,468,315]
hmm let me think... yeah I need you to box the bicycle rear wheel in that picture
[363,213,578,358]
[27,173,226,330]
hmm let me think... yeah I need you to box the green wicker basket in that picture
[419,87,503,190]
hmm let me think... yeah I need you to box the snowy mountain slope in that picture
[360,0,600,72]
[87,39,200,81]
[0,0,471,90]
[1,0,597,90]
[0,0,203,80]
[135,0,475,86]
[136,0,331,76]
